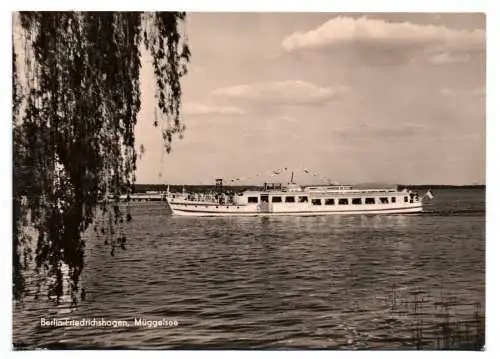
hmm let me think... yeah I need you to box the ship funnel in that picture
[215,178,223,194]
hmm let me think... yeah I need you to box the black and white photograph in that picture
[8,3,490,353]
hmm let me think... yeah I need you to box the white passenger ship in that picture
[167,176,434,217]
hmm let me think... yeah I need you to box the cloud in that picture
[281,115,299,122]
[211,80,350,105]
[182,102,245,116]
[440,88,454,96]
[440,87,485,98]
[282,16,484,53]
[430,52,471,65]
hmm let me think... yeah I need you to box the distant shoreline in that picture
[131,183,485,193]
[398,185,485,189]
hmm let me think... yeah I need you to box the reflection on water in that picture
[13,188,485,349]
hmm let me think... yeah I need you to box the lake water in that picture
[12,188,485,349]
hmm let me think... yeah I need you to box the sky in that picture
[133,13,486,185]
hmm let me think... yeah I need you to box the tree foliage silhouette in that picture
[12,12,190,304]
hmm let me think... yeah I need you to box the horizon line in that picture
[133,183,486,187]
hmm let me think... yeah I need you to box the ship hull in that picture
[168,202,423,217]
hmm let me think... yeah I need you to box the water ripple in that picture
[13,188,485,349]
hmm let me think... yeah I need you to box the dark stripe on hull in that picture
[171,206,422,215]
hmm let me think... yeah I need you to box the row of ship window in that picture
[248,196,408,205]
